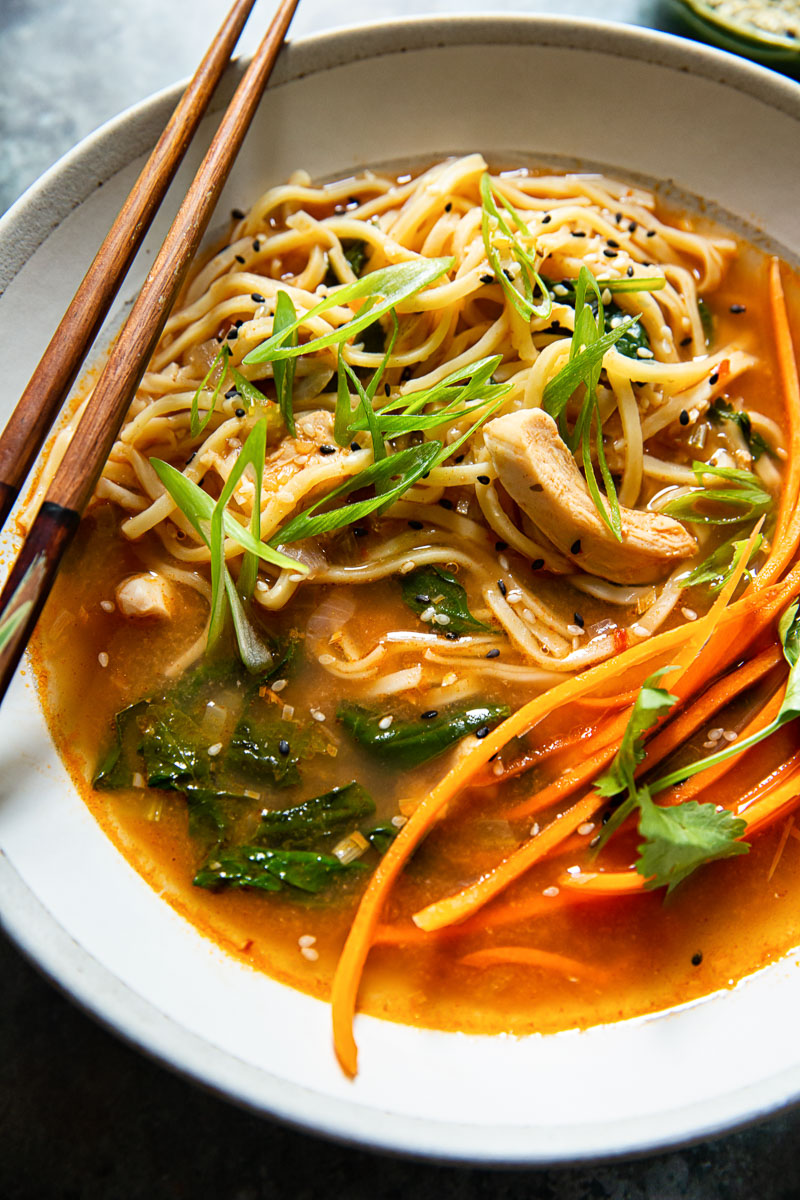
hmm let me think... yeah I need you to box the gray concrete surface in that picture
[3,1,800,1195]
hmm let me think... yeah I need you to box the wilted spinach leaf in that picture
[257,782,375,849]
[400,565,491,635]
[337,701,509,768]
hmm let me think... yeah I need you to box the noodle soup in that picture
[29,157,800,1067]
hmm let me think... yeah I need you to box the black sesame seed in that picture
[477,474,490,485]
[454,454,465,464]
[251,292,266,303]
[572,231,586,238]
[730,303,746,314]
[629,221,638,233]
[384,383,391,396]
[278,739,290,757]
[646,229,656,238]
[480,273,494,284]
[421,710,439,720]
[445,202,452,212]
[691,952,703,966]
[421,472,430,480]
[531,558,544,571]
[350,441,360,452]
[607,239,619,249]
[225,387,239,400]
[439,498,454,510]
[235,254,246,264]
[401,366,414,382]
[486,648,501,659]
[232,208,245,220]
[353,527,368,538]
[615,212,622,223]
[541,214,552,224]
[570,539,582,555]
[444,631,459,641]
[226,328,238,340]
[626,265,634,278]
[679,410,690,426]
[634,380,647,388]
[495,540,508,552]
[186,452,196,465]
[573,612,584,628]
[234,319,244,328]
[603,249,618,259]
[498,580,507,597]
[475,726,491,739]
[252,241,261,253]
[709,371,719,385]
[680,336,692,347]
[415,594,431,605]
[503,268,514,282]
[235,408,246,418]
[319,444,336,455]
[408,520,424,530]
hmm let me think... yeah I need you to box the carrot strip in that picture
[504,726,625,819]
[765,257,800,563]
[459,945,605,980]
[558,870,646,896]
[469,719,603,788]
[656,683,786,807]
[767,816,795,881]
[575,688,640,710]
[330,617,716,1072]
[738,772,800,836]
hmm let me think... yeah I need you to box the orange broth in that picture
[29,184,800,1039]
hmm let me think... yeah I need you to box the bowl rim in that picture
[3,12,800,1166]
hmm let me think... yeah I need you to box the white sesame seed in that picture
[567,624,585,637]
[311,709,326,722]
[100,600,114,613]
[630,623,650,638]
[298,934,317,948]
[498,554,510,571]
[493,761,504,776]
[378,715,393,730]
[420,605,435,622]
[288,573,305,583]
[391,814,407,828]
[543,886,560,897]
[318,653,335,666]
[636,347,654,359]
[703,740,716,750]
[567,865,582,877]
[553,283,569,297]
[578,822,595,836]
[97,652,109,668]
[441,672,458,687]
[207,742,223,757]
[709,728,724,741]
[434,613,451,625]
[723,730,738,742]
[400,560,416,574]
[601,288,612,305]
[271,679,287,693]
[256,580,268,592]
[301,946,319,962]
[681,607,698,621]
[505,589,523,603]
[530,823,540,837]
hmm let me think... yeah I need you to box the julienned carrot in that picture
[655,684,786,807]
[738,772,800,836]
[575,688,640,710]
[469,718,604,788]
[459,945,605,980]
[735,747,800,817]
[642,643,782,769]
[763,258,800,567]
[558,870,646,896]
[330,618,706,1073]
[503,711,630,819]
[330,528,760,1072]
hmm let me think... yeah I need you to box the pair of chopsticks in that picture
[0,0,300,707]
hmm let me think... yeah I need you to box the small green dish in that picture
[676,0,800,66]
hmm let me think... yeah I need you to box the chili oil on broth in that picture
[27,156,800,1037]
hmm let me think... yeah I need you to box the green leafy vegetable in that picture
[400,565,491,635]
[94,700,149,790]
[684,533,763,593]
[479,173,551,322]
[594,667,748,891]
[325,239,368,286]
[364,823,399,854]
[544,276,652,360]
[190,345,230,437]
[709,398,774,462]
[193,845,364,894]
[244,258,452,364]
[338,701,509,769]
[663,461,773,526]
[651,600,800,794]
[698,298,714,347]
[227,701,328,789]
[256,782,375,849]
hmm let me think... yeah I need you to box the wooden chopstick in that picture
[0,0,300,705]
[0,0,259,533]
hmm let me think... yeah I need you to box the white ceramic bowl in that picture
[2,15,800,1165]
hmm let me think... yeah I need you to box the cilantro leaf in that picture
[635,786,748,893]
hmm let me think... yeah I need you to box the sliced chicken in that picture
[116,573,176,619]
[484,408,696,585]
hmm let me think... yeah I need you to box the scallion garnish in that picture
[190,344,230,437]
[479,174,551,322]
[663,462,772,525]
